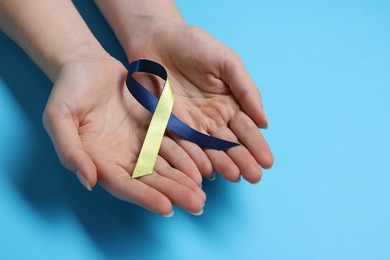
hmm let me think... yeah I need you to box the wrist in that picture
[125,19,186,61]
[94,0,186,62]
[49,41,109,82]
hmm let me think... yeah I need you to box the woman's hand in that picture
[43,53,205,216]
[128,24,274,183]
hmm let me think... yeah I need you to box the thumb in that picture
[221,52,268,128]
[43,107,97,191]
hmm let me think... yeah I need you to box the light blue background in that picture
[1,0,389,259]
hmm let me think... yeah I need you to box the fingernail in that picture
[264,111,269,129]
[163,210,174,218]
[207,174,216,181]
[234,176,241,183]
[76,170,92,191]
[191,208,204,216]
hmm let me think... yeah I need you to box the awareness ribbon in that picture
[127,59,239,178]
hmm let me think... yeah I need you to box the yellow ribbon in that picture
[132,78,174,178]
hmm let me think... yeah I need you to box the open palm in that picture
[43,55,205,216]
[130,25,274,183]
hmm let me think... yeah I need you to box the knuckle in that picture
[108,172,130,191]
[134,185,151,204]
[181,190,200,208]
[58,151,75,171]
[223,166,240,181]
[230,50,242,64]
[42,107,55,131]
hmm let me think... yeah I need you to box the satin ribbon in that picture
[127,59,239,178]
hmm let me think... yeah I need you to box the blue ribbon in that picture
[126,59,239,150]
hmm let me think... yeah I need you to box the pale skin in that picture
[95,0,274,181]
[0,0,273,216]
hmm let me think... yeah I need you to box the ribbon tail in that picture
[132,79,174,178]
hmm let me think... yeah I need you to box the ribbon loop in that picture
[127,59,239,178]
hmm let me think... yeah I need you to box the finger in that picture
[139,171,204,215]
[204,149,240,182]
[155,156,206,203]
[159,136,202,185]
[230,111,274,169]
[210,127,262,184]
[43,108,97,190]
[97,160,173,216]
[170,134,214,178]
[221,53,268,128]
